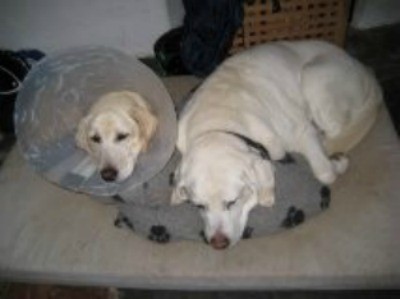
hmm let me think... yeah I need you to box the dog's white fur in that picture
[76,91,157,182]
[172,40,382,248]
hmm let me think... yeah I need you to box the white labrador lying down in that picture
[76,91,157,182]
[172,40,382,249]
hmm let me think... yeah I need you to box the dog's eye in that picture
[226,200,237,210]
[116,133,129,142]
[194,203,206,210]
[90,134,101,143]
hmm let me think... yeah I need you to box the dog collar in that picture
[222,131,271,160]
[221,131,295,164]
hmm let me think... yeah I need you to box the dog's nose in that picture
[210,233,230,250]
[100,167,118,182]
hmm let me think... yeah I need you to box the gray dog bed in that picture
[114,149,329,244]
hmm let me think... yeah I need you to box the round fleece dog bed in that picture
[114,150,330,244]
[14,47,177,196]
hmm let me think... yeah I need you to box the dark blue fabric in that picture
[180,0,244,77]
[0,49,45,134]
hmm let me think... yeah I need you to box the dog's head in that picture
[75,92,157,182]
[171,133,275,249]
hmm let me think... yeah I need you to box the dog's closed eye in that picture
[90,134,101,143]
[225,199,237,210]
[115,133,129,142]
[194,203,206,210]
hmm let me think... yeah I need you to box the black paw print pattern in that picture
[148,225,171,244]
[242,226,254,239]
[114,214,134,231]
[282,206,305,228]
[320,186,331,209]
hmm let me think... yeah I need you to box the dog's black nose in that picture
[101,167,118,182]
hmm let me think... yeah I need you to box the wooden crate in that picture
[230,0,349,53]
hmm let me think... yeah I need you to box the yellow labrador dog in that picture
[172,40,382,249]
[76,91,157,182]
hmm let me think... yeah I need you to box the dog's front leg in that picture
[258,135,286,161]
[245,115,286,160]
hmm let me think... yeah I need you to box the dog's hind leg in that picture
[298,126,348,184]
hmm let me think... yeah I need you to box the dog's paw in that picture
[258,188,275,207]
[330,153,349,175]
[320,186,331,209]
[148,225,171,244]
[268,145,286,161]
[316,170,337,185]
[282,206,305,228]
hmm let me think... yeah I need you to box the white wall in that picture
[352,0,400,29]
[0,0,184,57]
[2,0,399,56]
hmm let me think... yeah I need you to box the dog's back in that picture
[178,40,381,154]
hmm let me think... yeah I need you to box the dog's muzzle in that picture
[210,232,230,250]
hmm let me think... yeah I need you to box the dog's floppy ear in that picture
[170,162,190,205]
[128,94,158,152]
[244,157,275,207]
[171,185,190,205]
[75,115,91,151]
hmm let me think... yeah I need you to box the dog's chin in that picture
[116,161,137,182]
[115,173,130,182]
[227,232,245,248]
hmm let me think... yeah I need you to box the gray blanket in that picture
[114,150,329,244]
